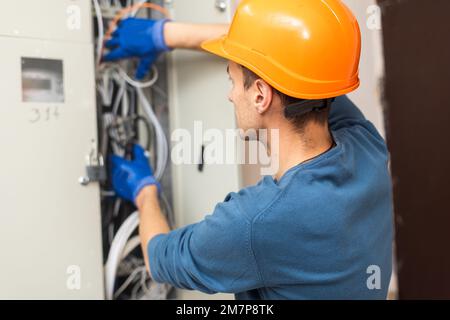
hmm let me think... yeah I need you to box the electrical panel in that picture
[0,0,104,299]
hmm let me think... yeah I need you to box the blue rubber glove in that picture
[103,18,171,80]
[110,144,160,204]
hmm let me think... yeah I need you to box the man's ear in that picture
[252,79,273,114]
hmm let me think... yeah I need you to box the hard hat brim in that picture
[201,36,309,97]
[201,36,230,62]
[201,36,360,100]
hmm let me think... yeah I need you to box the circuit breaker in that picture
[0,0,104,299]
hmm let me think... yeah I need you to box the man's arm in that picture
[109,144,169,275]
[135,185,170,275]
[165,22,229,50]
[146,192,263,294]
[110,145,263,293]
[103,19,229,78]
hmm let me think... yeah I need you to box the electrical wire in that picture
[117,256,145,277]
[98,0,173,301]
[118,64,159,89]
[112,73,126,115]
[137,87,168,180]
[92,0,104,67]
[122,236,141,259]
[105,211,139,300]
[98,69,115,106]
[114,265,146,299]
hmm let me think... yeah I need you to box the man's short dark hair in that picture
[241,66,331,133]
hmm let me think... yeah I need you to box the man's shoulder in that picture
[221,176,282,222]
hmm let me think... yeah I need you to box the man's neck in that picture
[266,123,334,181]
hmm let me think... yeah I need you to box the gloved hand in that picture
[103,18,171,80]
[110,144,160,204]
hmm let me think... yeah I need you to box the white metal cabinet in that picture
[0,0,104,299]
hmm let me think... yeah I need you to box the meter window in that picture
[21,57,64,103]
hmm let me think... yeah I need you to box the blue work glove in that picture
[110,144,161,204]
[103,18,171,80]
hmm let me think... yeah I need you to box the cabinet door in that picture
[0,37,104,299]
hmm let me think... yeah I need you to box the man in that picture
[106,0,393,299]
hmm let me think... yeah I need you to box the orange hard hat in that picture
[201,0,361,100]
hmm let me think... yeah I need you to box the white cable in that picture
[114,265,146,299]
[105,211,139,300]
[98,63,157,110]
[131,271,148,299]
[122,236,141,259]
[122,81,130,117]
[118,65,159,89]
[137,87,168,179]
[92,0,104,67]
[97,67,115,106]
[117,256,145,277]
[112,72,126,115]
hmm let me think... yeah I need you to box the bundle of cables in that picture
[92,0,173,300]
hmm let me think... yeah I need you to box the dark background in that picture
[378,0,450,299]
